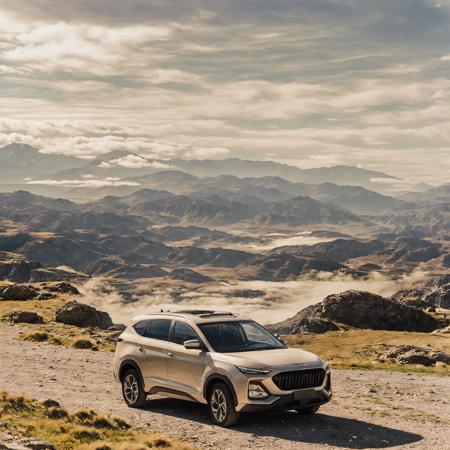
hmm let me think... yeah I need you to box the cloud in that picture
[26,177,140,188]
[99,155,172,169]
[0,17,173,76]
[0,1,449,182]
[77,270,430,325]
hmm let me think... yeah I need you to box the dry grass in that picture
[288,329,450,375]
[0,294,116,352]
[0,391,197,450]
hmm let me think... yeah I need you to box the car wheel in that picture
[296,405,320,415]
[208,382,239,427]
[122,369,147,408]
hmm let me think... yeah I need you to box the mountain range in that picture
[0,143,424,216]
[0,143,399,193]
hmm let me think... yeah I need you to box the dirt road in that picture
[0,323,448,450]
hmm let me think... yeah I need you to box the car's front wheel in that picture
[208,382,239,427]
[295,405,320,415]
[121,369,147,408]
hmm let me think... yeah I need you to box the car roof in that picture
[131,310,248,324]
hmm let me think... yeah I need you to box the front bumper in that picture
[235,366,332,413]
[240,387,331,412]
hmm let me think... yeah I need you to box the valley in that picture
[0,144,449,450]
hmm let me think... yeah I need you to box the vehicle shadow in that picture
[142,398,423,449]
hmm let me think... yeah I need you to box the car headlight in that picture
[237,366,271,375]
[248,381,269,399]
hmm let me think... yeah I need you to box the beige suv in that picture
[113,310,331,427]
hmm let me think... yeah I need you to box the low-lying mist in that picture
[77,270,428,326]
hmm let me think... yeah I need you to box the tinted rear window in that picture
[145,319,172,341]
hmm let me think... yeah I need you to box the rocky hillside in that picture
[271,290,447,334]
[392,275,450,309]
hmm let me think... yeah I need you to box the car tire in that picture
[208,382,239,427]
[295,405,320,415]
[121,369,147,408]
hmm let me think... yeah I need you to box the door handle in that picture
[138,346,144,352]
[167,351,173,357]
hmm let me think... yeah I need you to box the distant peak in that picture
[1,143,39,152]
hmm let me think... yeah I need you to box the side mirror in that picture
[275,334,287,344]
[184,339,203,350]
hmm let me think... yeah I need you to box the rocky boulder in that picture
[271,290,444,334]
[3,310,44,324]
[380,345,450,367]
[55,301,112,330]
[0,284,38,301]
[432,325,450,335]
[291,317,341,334]
[47,282,80,295]
[0,433,55,450]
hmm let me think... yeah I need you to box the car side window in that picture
[133,320,150,336]
[173,321,199,345]
[144,319,172,341]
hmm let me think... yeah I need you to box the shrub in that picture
[46,407,69,419]
[73,429,101,442]
[72,339,94,349]
[92,417,115,429]
[24,332,48,342]
[41,399,60,408]
[48,336,64,346]
[152,438,171,448]
[73,409,96,422]
[113,417,131,430]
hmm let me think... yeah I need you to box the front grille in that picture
[272,368,325,390]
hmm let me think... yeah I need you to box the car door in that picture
[139,319,172,387]
[165,321,208,398]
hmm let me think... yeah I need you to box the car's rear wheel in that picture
[122,369,147,408]
[208,382,239,427]
[295,405,320,415]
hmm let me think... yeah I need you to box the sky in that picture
[0,0,449,183]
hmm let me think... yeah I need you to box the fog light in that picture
[248,382,269,399]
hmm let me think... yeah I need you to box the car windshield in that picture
[198,320,285,353]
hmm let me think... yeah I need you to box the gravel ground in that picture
[0,323,449,450]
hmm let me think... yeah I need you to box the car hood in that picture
[215,347,324,370]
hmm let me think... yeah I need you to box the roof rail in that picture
[176,309,217,315]
[176,309,236,318]
[198,312,236,318]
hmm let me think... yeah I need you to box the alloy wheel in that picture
[211,388,227,423]
[123,374,139,404]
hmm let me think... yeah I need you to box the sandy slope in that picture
[0,323,448,450]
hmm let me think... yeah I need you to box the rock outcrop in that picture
[3,311,44,324]
[0,259,80,283]
[392,275,450,309]
[55,301,113,330]
[271,290,444,334]
[0,433,55,450]
[47,282,80,295]
[0,284,38,301]
[379,345,450,367]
